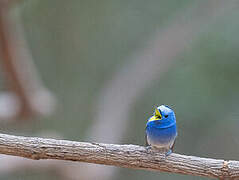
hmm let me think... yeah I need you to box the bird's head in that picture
[148,105,176,124]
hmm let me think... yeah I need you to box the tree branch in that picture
[0,133,238,179]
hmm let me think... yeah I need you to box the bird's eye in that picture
[165,115,168,118]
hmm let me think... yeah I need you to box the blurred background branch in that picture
[0,2,56,121]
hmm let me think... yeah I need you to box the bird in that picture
[145,105,177,156]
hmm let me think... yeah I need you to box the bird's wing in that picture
[145,134,149,146]
[171,139,176,152]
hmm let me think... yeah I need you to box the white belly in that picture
[147,135,175,149]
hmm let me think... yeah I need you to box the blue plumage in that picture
[145,105,177,156]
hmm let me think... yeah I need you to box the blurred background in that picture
[0,0,239,179]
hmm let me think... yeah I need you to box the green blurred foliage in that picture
[1,0,239,179]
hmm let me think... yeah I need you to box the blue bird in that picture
[145,105,177,156]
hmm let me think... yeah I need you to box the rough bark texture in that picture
[0,133,238,179]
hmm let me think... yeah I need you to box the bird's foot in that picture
[165,149,172,157]
[145,146,152,152]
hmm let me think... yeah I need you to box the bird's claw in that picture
[146,146,152,152]
[165,149,172,157]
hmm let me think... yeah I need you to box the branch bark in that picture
[0,133,238,179]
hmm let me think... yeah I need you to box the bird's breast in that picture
[146,123,177,147]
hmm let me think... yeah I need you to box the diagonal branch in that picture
[0,133,237,179]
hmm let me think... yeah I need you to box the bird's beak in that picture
[154,108,162,119]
